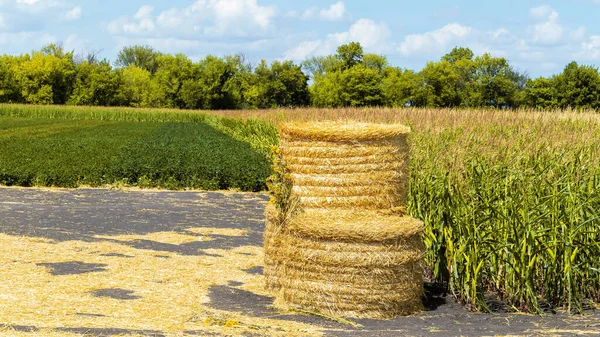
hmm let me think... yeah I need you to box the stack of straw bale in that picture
[264,121,424,319]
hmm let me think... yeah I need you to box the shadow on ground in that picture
[0,187,269,256]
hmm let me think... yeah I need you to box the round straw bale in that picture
[298,195,402,210]
[265,226,424,318]
[283,152,401,166]
[285,209,424,242]
[279,121,411,142]
[279,125,410,211]
[265,121,424,318]
[268,229,423,268]
[292,184,402,198]
[290,172,405,187]
[281,143,403,159]
[280,287,423,319]
[286,162,406,175]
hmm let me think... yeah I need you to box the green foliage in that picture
[311,42,384,107]
[554,62,600,109]
[115,45,161,74]
[195,55,239,110]
[0,112,272,191]
[442,47,474,64]
[471,53,526,108]
[69,61,120,106]
[153,54,195,108]
[363,53,389,74]
[2,43,600,111]
[301,55,341,78]
[381,67,418,107]
[13,46,76,104]
[339,65,384,106]
[337,42,364,70]
[0,55,24,103]
[252,60,310,108]
[416,60,461,107]
[116,65,163,108]
[112,122,270,191]
[522,77,559,109]
[310,71,344,107]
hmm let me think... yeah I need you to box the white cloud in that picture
[108,0,277,38]
[0,31,55,46]
[63,5,81,20]
[283,19,391,61]
[112,35,273,58]
[530,5,557,20]
[63,34,89,53]
[398,23,472,57]
[13,0,62,14]
[283,40,322,61]
[575,35,600,60]
[319,1,346,21]
[16,0,40,4]
[345,18,390,50]
[301,1,346,21]
[301,8,317,20]
[285,10,299,18]
[529,5,563,45]
[571,27,587,41]
[0,0,81,29]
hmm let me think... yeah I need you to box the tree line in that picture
[1,42,599,110]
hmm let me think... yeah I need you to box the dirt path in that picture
[0,187,598,337]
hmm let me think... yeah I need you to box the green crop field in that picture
[1,104,599,315]
[0,105,276,191]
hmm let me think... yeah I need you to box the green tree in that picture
[115,45,161,74]
[194,55,241,110]
[302,55,341,79]
[414,60,461,107]
[442,47,474,64]
[178,63,205,110]
[471,53,527,108]
[222,54,257,109]
[0,55,25,103]
[14,45,76,104]
[554,62,600,109]
[340,65,383,106]
[311,71,344,107]
[337,42,363,70]
[69,60,120,106]
[381,67,419,107]
[251,60,310,108]
[521,77,559,109]
[442,47,477,106]
[115,65,163,108]
[153,53,195,108]
[363,53,389,75]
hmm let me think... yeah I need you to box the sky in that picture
[1,0,600,78]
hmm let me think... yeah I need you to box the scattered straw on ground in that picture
[0,232,322,337]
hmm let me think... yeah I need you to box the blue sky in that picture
[1,0,600,77]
